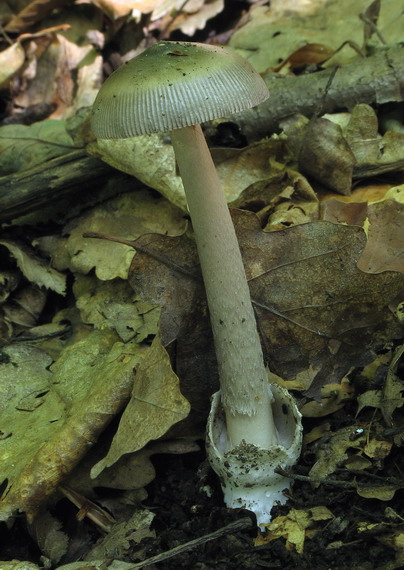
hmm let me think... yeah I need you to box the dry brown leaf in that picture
[321,195,404,274]
[320,198,368,226]
[130,211,404,397]
[358,200,404,274]
[14,33,94,115]
[344,104,379,164]
[298,117,356,195]
[274,43,335,72]
[128,230,218,421]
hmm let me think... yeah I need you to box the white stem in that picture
[171,125,277,449]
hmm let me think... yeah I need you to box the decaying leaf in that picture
[2,285,47,337]
[359,199,404,274]
[0,120,75,176]
[88,135,187,211]
[128,230,218,421]
[321,193,404,274]
[0,42,25,86]
[344,104,380,165]
[297,117,356,195]
[84,509,155,561]
[0,330,146,521]
[130,210,404,395]
[73,275,160,342]
[256,506,334,553]
[274,42,335,72]
[0,239,66,294]
[381,344,404,426]
[303,422,332,445]
[356,484,398,501]
[300,379,354,417]
[29,510,69,564]
[151,0,224,37]
[59,189,186,280]
[90,136,301,212]
[363,438,392,460]
[91,335,190,478]
[308,425,367,482]
[356,389,383,414]
[356,345,404,433]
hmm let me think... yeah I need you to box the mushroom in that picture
[91,41,302,525]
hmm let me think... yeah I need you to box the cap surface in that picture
[91,41,269,138]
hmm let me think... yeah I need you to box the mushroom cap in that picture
[91,41,269,138]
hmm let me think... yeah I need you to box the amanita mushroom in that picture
[91,41,302,525]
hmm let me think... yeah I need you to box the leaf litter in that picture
[0,0,404,567]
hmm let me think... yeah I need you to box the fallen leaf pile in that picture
[0,0,404,567]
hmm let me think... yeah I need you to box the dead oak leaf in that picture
[129,210,404,399]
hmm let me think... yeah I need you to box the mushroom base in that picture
[206,384,302,527]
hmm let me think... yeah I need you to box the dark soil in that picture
[132,437,403,569]
[1,389,404,569]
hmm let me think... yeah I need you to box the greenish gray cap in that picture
[91,41,269,138]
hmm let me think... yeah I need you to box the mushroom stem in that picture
[171,124,278,449]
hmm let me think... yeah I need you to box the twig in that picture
[275,467,355,488]
[231,47,404,141]
[277,467,404,489]
[128,517,254,568]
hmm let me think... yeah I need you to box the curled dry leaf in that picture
[273,43,335,72]
[0,239,66,294]
[298,117,356,195]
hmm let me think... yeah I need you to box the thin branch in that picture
[127,517,254,569]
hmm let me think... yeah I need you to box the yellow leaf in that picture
[0,42,25,85]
